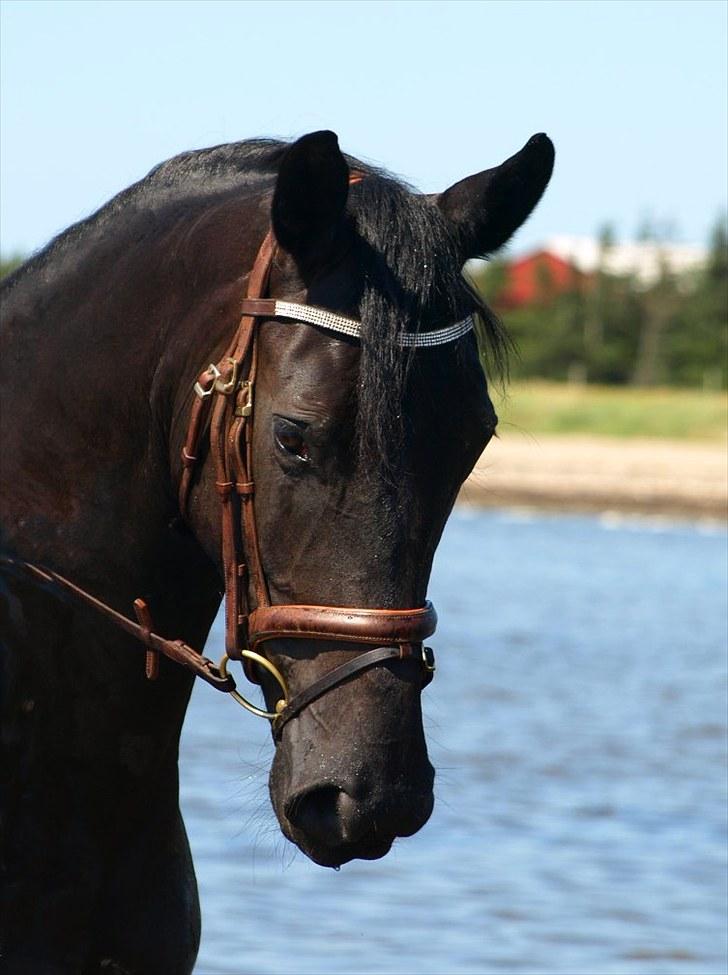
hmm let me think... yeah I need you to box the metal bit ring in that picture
[218,650,288,720]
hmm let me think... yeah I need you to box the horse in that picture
[0,129,553,973]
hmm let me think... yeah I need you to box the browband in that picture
[239,298,474,347]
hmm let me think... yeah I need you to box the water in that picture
[180,508,728,975]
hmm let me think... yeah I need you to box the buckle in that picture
[193,359,241,399]
[193,363,221,399]
[422,645,436,673]
[234,380,254,417]
[214,357,239,395]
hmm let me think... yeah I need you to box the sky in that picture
[1,0,726,259]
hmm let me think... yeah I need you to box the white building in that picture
[542,235,708,288]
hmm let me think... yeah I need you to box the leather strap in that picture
[243,601,436,656]
[2,557,235,693]
[178,365,216,516]
[271,644,432,740]
[238,298,276,317]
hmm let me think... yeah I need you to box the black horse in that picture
[0,130,553,973]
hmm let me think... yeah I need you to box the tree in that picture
[1,254,24,280]
[664,215,728,388]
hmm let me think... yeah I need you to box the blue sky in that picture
[1,0,726,258]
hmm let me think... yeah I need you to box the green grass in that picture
[493,382,728,442]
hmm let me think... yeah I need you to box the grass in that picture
[493,381,728,442]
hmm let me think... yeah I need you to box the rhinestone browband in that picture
[272,300,474,347]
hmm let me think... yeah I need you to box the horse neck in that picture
[0,205,258,642]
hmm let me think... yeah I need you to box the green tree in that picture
[663,215,728,388]
[1,254,24,280]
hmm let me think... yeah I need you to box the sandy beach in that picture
[460,434,727,519]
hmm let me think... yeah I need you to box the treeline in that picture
[473,218,728,390]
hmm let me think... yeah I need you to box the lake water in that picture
[180,508,728,975]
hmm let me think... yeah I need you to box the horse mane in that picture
[347,176,508,465]
[2,138,508,465]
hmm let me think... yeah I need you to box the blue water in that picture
[180,508,728,975]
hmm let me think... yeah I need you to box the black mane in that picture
[348,175,508,465]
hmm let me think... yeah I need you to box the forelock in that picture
[347,174,506,470]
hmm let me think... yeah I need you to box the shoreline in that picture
[459,434,727,521]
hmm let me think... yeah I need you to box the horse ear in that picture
[436,134,555,259]
[272,130,349,265]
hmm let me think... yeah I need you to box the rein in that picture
[4,220,473,740]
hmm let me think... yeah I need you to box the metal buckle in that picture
[234,380,254,417]
[193,364,221,399]
[214,357,239,395]
[422,645,436,673]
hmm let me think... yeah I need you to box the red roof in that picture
[495,251,588,309]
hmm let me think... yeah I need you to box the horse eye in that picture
[274,419,310,462]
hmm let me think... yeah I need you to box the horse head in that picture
[176,131,554,867]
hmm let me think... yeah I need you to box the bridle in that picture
[4,208,475,741]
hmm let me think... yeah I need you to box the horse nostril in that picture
[285,785,366,846]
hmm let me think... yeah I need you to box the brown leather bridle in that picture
[4,220,439,741]
[176,227,437,738]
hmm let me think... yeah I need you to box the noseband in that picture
[4,211,475,740]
